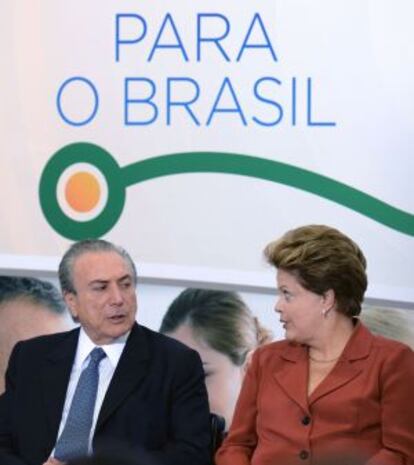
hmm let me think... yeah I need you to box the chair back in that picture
[210,413,226,463]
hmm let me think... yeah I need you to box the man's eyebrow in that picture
[118,274,133,282]
[88,279,109,286]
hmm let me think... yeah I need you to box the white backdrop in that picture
[1,1,413,305]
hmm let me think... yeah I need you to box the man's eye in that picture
[93,285,106,291]
[121,281,131,288]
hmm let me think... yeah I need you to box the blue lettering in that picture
[292,77,297,126]
[197,13,230,62]
[307,78,336,127]
[115,14,147,62]
[56,76,99,126]
[148,13,189,62]
[207,77,247,126]
[237,13,277,62]
[124,78,158,125]
[252,77,283,126]
[167,78,200,126]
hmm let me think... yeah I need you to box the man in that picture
[0,276,69,393]
[0,240,211,465]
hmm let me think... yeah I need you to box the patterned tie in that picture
[54,347,106,461]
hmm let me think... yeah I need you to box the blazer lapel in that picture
[273,343,309,414]
[96,323,150,430]
[309,322,372,405]
[308,361,362,405]
[41,328,79,449]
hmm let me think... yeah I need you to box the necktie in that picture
[54,347,106,461]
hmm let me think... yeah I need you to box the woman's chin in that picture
[285,330,301,344]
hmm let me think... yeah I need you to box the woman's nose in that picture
[274,297,282,314]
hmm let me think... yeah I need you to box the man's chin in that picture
[103,321,134,341]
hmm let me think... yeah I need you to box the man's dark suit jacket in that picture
[0,323,211,465]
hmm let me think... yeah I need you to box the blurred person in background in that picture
[0,275,69,393]
[360,306,414,349]
[160,288,272,431]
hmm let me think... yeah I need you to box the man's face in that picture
[65,251,137,345]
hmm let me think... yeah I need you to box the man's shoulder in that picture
[136,325,200,365]
[251,338,300,370]
[14,328,78,355]
[138,325,197,354]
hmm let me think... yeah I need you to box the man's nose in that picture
[109,284,124,305]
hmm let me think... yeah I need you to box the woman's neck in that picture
[308,314,355,362]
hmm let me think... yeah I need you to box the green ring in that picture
[39,142,125,240]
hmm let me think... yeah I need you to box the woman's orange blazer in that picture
[216,323,414,465]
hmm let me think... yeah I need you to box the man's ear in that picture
[64,292,78,319]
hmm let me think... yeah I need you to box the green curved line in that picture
[120,151,413,236]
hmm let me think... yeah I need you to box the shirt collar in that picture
[74,327,129,369]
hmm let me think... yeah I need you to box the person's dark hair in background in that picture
[0,276,66,314]
[0,276,68,393]
[160,288,272,430]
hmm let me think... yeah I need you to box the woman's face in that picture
[166,324,244,430]
[276,269,328,344]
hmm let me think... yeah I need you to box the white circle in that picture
[56,163,109,222]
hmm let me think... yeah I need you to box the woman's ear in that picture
[322,289,336,313]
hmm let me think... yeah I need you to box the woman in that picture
[160,288,272,430]
[216,225,414,465]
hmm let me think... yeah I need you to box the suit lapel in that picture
[308,361,362,405]
[96,323,150,430]
[41,328,79,449]
[309,322,372,405]
[273,343,309,414]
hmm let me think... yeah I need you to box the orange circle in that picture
[65,172,101,212]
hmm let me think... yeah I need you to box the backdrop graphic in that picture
[1,1,413,304]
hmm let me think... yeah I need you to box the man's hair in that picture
[59,239,137,294]
[0,276,66,314]
[264,225,368,318]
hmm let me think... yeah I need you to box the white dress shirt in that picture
[52,328,128,456]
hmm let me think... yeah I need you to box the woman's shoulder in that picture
[252,339,301,366]
[257,338,291,353]
[369,329,413,357]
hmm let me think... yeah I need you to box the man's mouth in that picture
[108,314,127,323]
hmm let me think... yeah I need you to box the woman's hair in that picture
[160,288,272,366]
[264,225,367,318]
[360,306,414,348]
